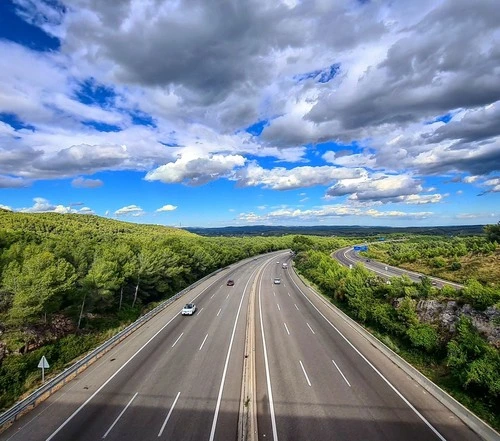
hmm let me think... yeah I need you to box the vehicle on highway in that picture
[282,263,288,269]
[181,303,197,315]
[227,279,234,286]
[274,278,281,284]
[276,261,280,264]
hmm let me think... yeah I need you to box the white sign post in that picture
[38,356,50,383]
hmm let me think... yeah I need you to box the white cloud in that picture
[0,204,12,211]
[235,163,366,190]
[146,153,246,186]
[156,204,177,212]
[115,205,145,217]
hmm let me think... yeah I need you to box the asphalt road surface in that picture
[254,255,478,441]
[1,251,480,441]
[333,246,464,289]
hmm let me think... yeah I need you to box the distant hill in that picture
[185,224,486,237]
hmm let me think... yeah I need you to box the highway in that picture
[0,251,481,441]
[333,246,464,289]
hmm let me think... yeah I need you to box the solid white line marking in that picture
[258,263,279,441]
[158,392,181,437]
[284,322,290,335]
[277,303,280,311]
[294,304,299,310]
[102,392,138,438]
[332,359,351,387]
[171,332,184,348]
[217,308,222,316]
[306,323,315,335]
[299,360,311,387]
[45,274,222,441]
[199,334,209,351]
[288,274,447,441]
[209,263,260,441]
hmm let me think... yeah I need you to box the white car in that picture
[273,278,281,284]
[181,303,197,315]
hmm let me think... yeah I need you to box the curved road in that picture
[333,246,464,290]
[0,251,480,441]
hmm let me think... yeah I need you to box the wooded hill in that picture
[0,210,297,409]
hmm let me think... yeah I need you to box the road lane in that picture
[255,252,481,441]
[0,253,281,441]
[334,246,463,289]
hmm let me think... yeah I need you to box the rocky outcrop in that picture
[415,299,500,348]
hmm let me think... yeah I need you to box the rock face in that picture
[415,299,500,348]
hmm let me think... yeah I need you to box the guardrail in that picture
[0,268,222,432]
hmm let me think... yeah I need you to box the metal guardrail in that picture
[0,268,222,431]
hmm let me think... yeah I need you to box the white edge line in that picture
[289,273,447,441]
[171,332,184,348]
[332,359,351,387]
[299,360,311,387]
[258,260,279,441]
[45,275,222,441]
[208,262,262,441]
[102,392,138,438]
[199,334,209,351]
[158,392,181,437]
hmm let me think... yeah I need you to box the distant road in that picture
[333,246,464,290]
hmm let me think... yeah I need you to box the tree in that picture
[2,247,76,325]
[484,222,500,243]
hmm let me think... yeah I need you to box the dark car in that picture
[227,279,234,286]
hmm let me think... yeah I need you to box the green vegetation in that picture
[0,211,303,410]
[364,234,500,294]
[294,244,500,430]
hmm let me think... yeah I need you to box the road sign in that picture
[38,356,50,383]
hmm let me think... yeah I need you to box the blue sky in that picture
[0,0,499,227]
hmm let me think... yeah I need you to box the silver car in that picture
[181,303,197,315]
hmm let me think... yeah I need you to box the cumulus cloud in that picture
[19,197,75,213]
[114,205,145,217]
[235,163,366,190]
[326,174,423,203]
[72,176,104,188]
[0,204,12,211]
[146,153,246,186]
[156,204,177,212]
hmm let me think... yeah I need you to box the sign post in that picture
[38,356,50,383]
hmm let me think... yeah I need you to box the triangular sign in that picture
[38,356,50,369]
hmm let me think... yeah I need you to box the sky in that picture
[0,0,499,228]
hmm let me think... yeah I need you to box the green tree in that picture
[2,247,76,325]
[484,222,500,243]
